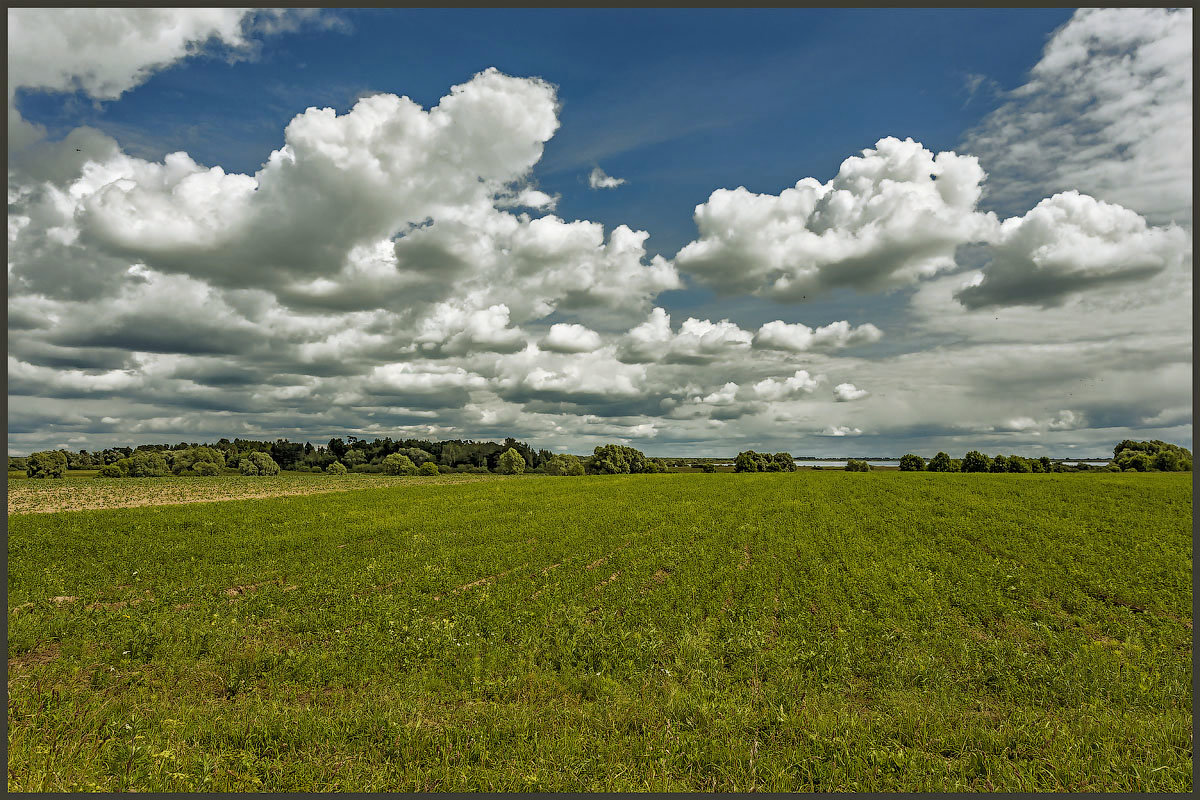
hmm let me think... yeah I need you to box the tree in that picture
[771,452,797,472]
[1006,455,1032,473]
[191,461,221,476]
[701,463,717,473]
[326,461,348,475]
[989,455,1008,473]
[240,451,280,476]
[899,454,925,471]
[170,446,225,476]
[961,451,991,473]
[588,444,650,474]
[1039,456,1052,473]
[734,450,772,473]
[381,453,417,475]
[498,448,525,475]
[845,459,871,472]
[927,452,952,472]
[417,461,439,476]
[27,450,68,478]
[125,451,170,477]
[545,454,584,476]
[97,464,123,478]
[396,447,433,466]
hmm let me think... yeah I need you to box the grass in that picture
[6,471,1192,791]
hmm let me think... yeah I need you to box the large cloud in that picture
[956,191,1191,308]
[674,136,997,300]
[961,7,1192,226]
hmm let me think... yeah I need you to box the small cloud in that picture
[833,383,869,402]
[589,166,626,190]
[822,425,863,437]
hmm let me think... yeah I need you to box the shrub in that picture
[26,450,68,478]
[326,461,348,475]
[240,451,280,476]
[97,464,124,478]
[381,453,416,475]
[701,463,717,473]
[845,459,871,472]
[498,448,525,475]
[417,461,439,476]
[191,461,221,476]
[899,454,925,471]
[467,465,490,474]
[545,454,584,476]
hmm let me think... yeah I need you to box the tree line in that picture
[895,440,1191,473]
[12,437,1190,479]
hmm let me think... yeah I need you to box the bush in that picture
[545,454,584,476]
[97,464,124,478]
[381,453,417,476]
[417,461,439,476]
[845,459,871,472]
[326,461,348,475]
[26,450,68,478]
[498,448,525,475]
[899,454,925,471]
[467,465,491,474]
[240,451,280,476]
[701,463,717,473]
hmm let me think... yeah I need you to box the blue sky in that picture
[7,8,1192,457]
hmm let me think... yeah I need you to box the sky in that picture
[6,8,1193,458]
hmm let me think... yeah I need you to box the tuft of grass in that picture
[7,471,1192,791]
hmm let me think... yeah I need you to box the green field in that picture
[7,472,1192,791]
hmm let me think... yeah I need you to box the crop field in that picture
[6,472,495,515]
[7,472,1193,791]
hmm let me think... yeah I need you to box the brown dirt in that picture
[9,641,61,671]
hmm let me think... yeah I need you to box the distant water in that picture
[795,460,901,468]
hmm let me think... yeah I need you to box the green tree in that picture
[700,463,717,473]
[124,451,170,477]
[381,453,417,475]
[417,461,439,476]
[845,459,870,472]
[97,464,124,478]
[927,452,953,472]
[1006,455,1032,473]
[734,451,771,472]
[587,444,650,474]
[771,452,797,472]
[240,452,280,476]
[326,461,348,475]
[899,454,925,471]
[498,448,526,474]
[961,451,990,473]
[27,450,68,478]
[545,454,584,476]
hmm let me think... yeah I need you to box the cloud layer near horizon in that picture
[6,8,1192,457]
